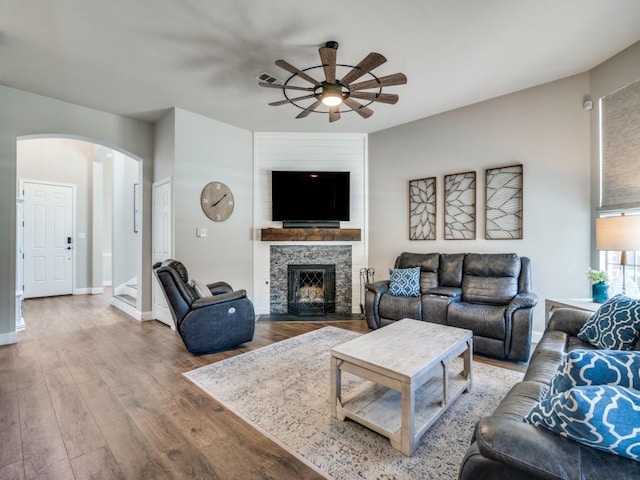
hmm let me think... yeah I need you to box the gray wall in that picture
[0,85,153,344]
[17,138,95,292]
[154,109,176,183]
[154,108,254,295]
[369,74,592,339]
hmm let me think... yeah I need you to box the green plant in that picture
[587,268,609,284]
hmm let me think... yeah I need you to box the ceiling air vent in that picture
[256,72,282,85]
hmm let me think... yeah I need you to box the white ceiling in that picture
[2,0,640,134]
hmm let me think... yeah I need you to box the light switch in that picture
[196,227,208,238]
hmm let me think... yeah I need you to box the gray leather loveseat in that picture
[458,308,640,479]
[365,252,537,361]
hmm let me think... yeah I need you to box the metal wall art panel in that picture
[444,171,476,240]
[485,164,523,239]
[409,177,436,240]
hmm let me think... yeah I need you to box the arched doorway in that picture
[16,135,143,322]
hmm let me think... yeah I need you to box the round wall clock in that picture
[200,182,234,222]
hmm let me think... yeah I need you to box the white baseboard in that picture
[111,297,142,320]
[103,281,112,287]
[111,298,154,322]
[0,331,17,346]
[75,288,107,295]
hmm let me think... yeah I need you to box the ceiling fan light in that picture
[322,95,342,106]
[321,84,343,106]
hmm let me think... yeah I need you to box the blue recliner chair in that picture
[153,259,255,354]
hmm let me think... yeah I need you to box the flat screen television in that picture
[271,170,350,227]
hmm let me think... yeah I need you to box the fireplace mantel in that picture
[260,228,361,242]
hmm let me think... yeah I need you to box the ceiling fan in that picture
[259,41,407,122]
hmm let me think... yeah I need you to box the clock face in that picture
[200,182,234,222]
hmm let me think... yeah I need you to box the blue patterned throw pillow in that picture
[550,349,640,395]
[388,267,420,297]
[577,295,640,350]
[525,385,640,461]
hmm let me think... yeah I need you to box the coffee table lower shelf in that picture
[335,372,471,449]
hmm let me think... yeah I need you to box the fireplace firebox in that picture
[287,264,336,315]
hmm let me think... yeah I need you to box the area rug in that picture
[184,327,523,480]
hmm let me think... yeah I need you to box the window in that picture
[598,78,640,296]
[601,250,640,291]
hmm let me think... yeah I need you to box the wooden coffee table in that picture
[330,318,473,456]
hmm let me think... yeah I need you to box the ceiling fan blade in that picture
[340,52,387,85]
[296,99,323,119]
[343,98,374,119]
[329,105,341,123]
[349,92,399,104]
[259,82,314,92]
[349,73,408,91]
[275,60,322,86]
[269,94,317,106]
[319,46,337,83]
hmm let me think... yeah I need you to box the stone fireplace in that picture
[287,264,336,315]
[270,245,352,315]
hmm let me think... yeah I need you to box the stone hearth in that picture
[270,245,352,314]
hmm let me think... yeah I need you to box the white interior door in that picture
[23,182,74,298]
[152,178,174,328]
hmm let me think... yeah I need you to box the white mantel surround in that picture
[252,132,368,315]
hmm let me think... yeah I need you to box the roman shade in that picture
[600,78,640,211]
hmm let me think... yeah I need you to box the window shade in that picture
[600,78,640,211]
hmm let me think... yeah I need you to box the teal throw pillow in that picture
[577,295,640,350]
[388,267,420,297]
[550,349,640,395]
[525,385,640,461]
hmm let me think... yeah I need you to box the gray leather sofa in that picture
[459,308,640,479]
[365,252,537,361]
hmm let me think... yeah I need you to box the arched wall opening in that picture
[0,86,154,346]
[17,135,143,319]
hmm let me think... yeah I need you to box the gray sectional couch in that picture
[364,252,538,361]
[458,307,640,479]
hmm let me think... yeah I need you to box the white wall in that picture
[112,152,141,291]
[369,74,592,340]
[252,132,368,314]
[0,85,153,344]
[102,153,114,285]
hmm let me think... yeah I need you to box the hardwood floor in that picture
[1,293,525,479]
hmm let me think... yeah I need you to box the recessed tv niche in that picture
[271,170,350,228]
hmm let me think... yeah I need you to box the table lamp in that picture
[596,213,640,297]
